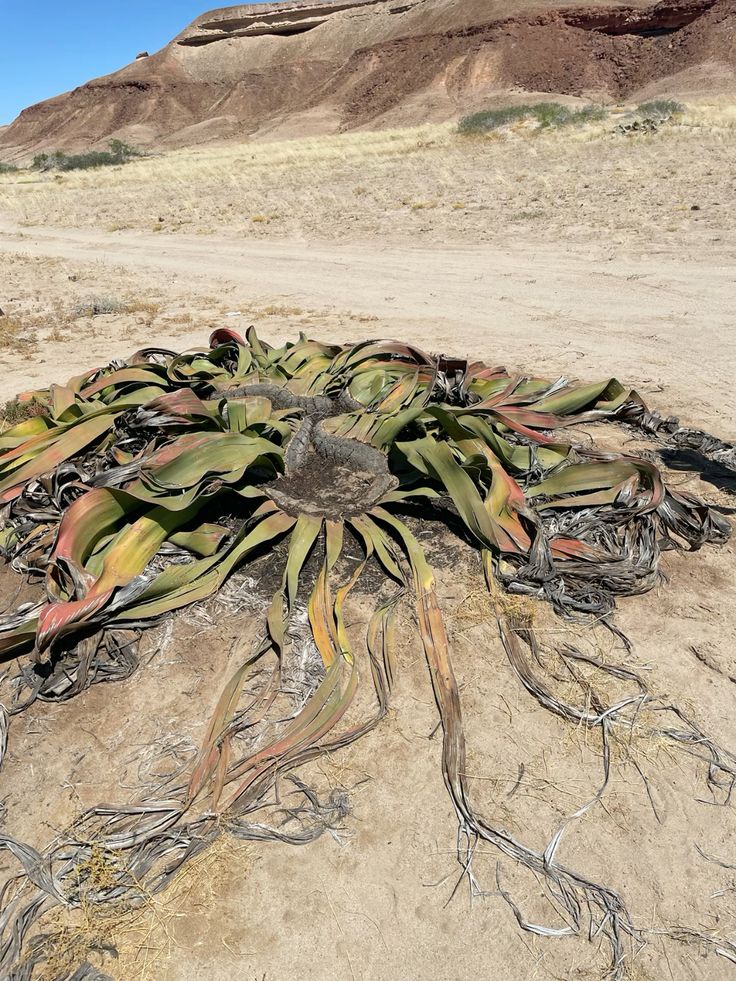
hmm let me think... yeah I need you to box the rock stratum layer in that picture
[2,0,735,158]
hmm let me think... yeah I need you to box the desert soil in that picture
[0,122,735,981]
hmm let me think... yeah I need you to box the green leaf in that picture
[527,461,639,498]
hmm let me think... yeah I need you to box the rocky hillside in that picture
[1,0,734,159]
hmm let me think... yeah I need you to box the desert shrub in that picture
[72,296,129,317]
[61,152,121,171]
[0,162,18,174]
[71,296,160,319]
[458,104,536,133]
[32,151,67,170]
[534,103,607,127]
[107,139,142,160]
[636,100,684,122]
[458,102,607,135]
[32,141,143,172]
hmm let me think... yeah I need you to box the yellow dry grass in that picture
[1,105,734,245]
[453,587,537,632]
[0,314,33,351]
[32,834,250,981]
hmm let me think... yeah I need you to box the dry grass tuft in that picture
[0,397,47,430]
[75,845,123,893]
[34,834,249,981]
[608,717,681,773]
[71,296,162,319]
[453,589,495,627]
[260,303,305,317]
[42,919,116,979]
[453,588,537,631]
[497,592,537,630]
[0,314,37,352]
[128,298,162,319]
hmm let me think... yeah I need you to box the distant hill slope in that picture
[1,0,734,160]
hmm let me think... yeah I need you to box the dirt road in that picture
[1,219,734,432]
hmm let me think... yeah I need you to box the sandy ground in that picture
[0,121,735,981]
[1,221,736,434]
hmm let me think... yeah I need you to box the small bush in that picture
[458,102,607,135]
[535,103,607,127]
[62,152,122,171]
[108,139,142,160]
[72,296,129,317]
[636,100,684,122]
[458,104,535,133]
[0,162,18,174]
[70,296,160,319]
[32,141,143,172]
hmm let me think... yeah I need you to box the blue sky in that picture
[1,1,223,124]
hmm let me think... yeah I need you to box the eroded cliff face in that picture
[1,0,734,159]
[180,0,386,43]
